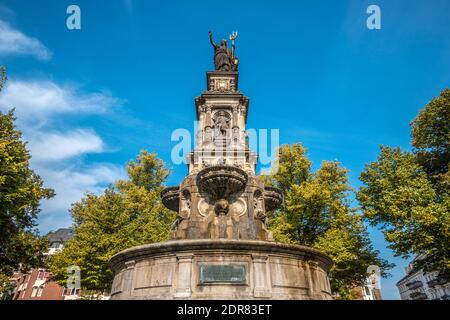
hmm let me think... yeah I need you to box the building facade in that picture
[10,228,80,300]
[353,275,382,300]
[397,258,450,300]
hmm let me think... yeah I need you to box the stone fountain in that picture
[108,32,332,300]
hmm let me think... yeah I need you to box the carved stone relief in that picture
[212,110,231,138]
[253,190,266,223]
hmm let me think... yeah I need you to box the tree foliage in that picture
[358,89,450,280]
[265,144,392,298]
[411,88,450,191]
[0,106,54,292]
[49,151,175,292]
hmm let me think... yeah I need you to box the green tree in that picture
[0,108,54,294]
[411,89,449,192]
[358,89,450,280]
[265,144,392,298]
[49,151,175,293]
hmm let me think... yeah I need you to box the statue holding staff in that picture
[209,31,239,71]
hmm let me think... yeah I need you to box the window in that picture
[36,286,43,297]
[364,286,374,300]
[50,241,62,249]
[31,287,38,297]
[65,287,78,295]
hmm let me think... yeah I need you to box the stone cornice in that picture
[195,94,249,122]
[109,239,333,272]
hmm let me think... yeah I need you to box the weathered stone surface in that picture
[109,240,333,300]
[264,186,284,212]
[109,36,333,300]
[160,66,283,242]
[161,186,180,212]
[197,165,248,200]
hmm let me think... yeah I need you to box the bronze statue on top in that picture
[209,31,239,71]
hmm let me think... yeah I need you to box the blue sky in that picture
[0,0,449,299]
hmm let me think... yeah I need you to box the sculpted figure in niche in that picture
[214,198,229,216]
[202,159,210,168]
[216,158,227,166]
[213,111,230,137]
[204,127,213,143]
[180,190,191,219]
[233,160,243,168]
[196,130,203,147]
[173,190,191,239]
[253,190,267,223]
[208,198,238,240]
[253,190,273,241]
[232,127,240,143]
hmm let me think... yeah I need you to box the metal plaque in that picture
[199,264,246,284]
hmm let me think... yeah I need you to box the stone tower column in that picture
[110,34,333,300]
[162,69,283,243]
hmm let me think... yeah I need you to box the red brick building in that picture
[352,275,382,300]
[11,269,68,300]
[9,228,79,300]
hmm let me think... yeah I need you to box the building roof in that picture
[46,228,74,244]
[396,269,422,286]
[395,254,427,286]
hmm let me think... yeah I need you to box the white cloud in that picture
[0,20,52,61]
[27,129,104,161]
[0,76,125,232]
[0,80,120,123]
[37,164,126,232]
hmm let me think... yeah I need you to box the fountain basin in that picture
[264,186,284,212]
[196,166,248,200]
[109,239,332,300]
[161,186,180,212]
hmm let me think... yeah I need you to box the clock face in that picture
[216,79,228,91]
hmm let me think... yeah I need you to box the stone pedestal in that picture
[109,240,333,300]
[109,52,334,300]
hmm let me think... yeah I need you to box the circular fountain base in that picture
[109,240,333,300]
